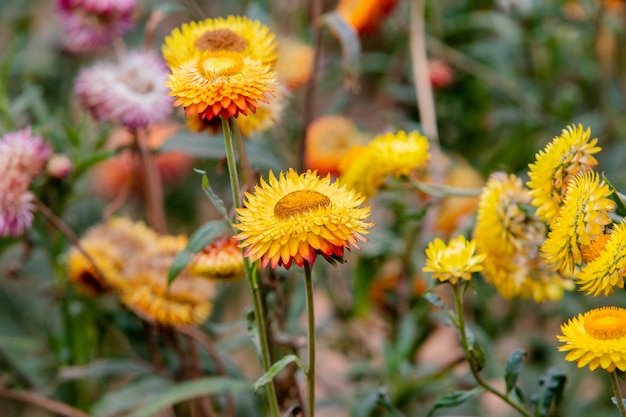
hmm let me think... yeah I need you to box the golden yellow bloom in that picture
[189,236,244,281]
[166,50,276,121]
[234,169,373,269]
[67,240,121,295]
[576,223,626,297]
[275,37,314,91]
[474,173,572,302]
[305,115,366,175]
[162,15,277,68]
[541,172,615,275]
[423,236,485,285]
[336,0,398,34]
[340,130,430,197]
[527,124,601,222]
[121,237,216,327]
[558,306,626,372]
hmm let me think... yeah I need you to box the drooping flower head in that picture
[189,236,244,281]
[340,130,430,197]
[121,236,216,327]
[541,172,615,275]
[335,0,398,34]
[423,235,485,285]
[474,173,573,302]
[75,50,173,128]
[305,115,365,175]
[0,128,52,237]
[576,222,626,297]
[162,15,277,69]
[527,124,601,222]
[235,169,373,269]
[56,0,137,53]
[166,50,276,122]
[558,306,626,372]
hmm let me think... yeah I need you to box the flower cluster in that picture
[0,128,51,237]
[162,15,279,135]
[67,218,240,327]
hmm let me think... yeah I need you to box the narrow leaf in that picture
[201,172,231,222]
[126,377,252,417]
[427,387,485,417]
[530,367,567,417]
[320,12,361,92]
[604,175,626,217]
[376,389,407,417]
[167,220,228,285]
[91,378,173,417]
[504,349,527,393]
[253,355,305,392]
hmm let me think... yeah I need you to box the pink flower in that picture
[0,128,51,237]
[75,50,173,128]
[56,0,137,53]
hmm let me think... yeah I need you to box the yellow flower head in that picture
[527,124,601,222]
[423,235,485,285]
[558,306,626,372]
[162,15,277,68]
[121,237,216,327]
[474,173,572,302]
[166,50,276,121]
[576,223,626,297]
[67,240,121,296]
[189,236,244,281]
[340,130,430,197]
[234,169,373,269]
[541,172,615,275]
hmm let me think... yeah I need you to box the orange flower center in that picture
[274,190,331,220]
[581,233,610,263]
[195,29,247,53]
[583,307,626,339]
[197,51,244,80]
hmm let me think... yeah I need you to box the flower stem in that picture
[220,116,280,417]
[303,261,316,417]
[451,283,531,417]
[134,128,167,234]
[609,371,626,417]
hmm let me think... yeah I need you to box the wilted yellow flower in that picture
[189,236,244,281]
[121,236,216,327]
[541,172,615,275]
[558,306,626,372]
[474,173,572,302]
[527,124,601,222]
[162,15,277,68]
[423,235,485,285]
[166,50,276,121]
[576,223,626,297]
[234,169,373,269]
[340,130,430,197]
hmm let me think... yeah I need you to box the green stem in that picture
[220,116,280,416]
[451,283,531,417]
[609,371,626,417]
[303,262,316,417]
[221,117,242,210]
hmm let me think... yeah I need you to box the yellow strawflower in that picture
[423,235,485,285]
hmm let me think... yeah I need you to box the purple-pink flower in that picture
[75,50,173,129]
[0,128,52,237]
[56,0,137,53]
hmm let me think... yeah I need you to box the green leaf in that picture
[199,170,231,222]
[253,354,305,392]
[167,220,228,285]
[469,344,486,373]
[530,367,567,417]
[604,175,626,217]
[427,387,485,417]
[73,150,116,178]
[376,389,407,417]
[320,12,361,92]
[91,377,173,417]
[504,349,527,393]
[423,291,447,309]
[58,359,151,381]
[125,377,253,417]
